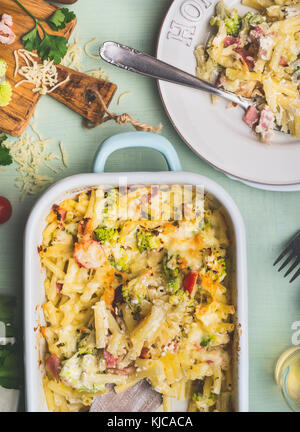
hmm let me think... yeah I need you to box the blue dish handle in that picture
[93,132,182,173]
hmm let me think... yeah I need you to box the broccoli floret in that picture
[192,391,217,407]
[162,253,183,294]
[104,188,119,218]
[77,331,97,355]
[121,271,150,317]
[109,255,129,273]
[242,11,265,28]
[200,335,215,347]
[210,2,241,37]
[136,229,162,253]
[215,0,230,20]
[122,284,144,319]
[162,253,180,279]
[94,226,119,244]
[224,9,241,36]
[168,276,181,294]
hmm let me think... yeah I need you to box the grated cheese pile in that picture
[14,49,70,95]
[3,126,66,200]
[61,37,82,71]
[61,37,110,80]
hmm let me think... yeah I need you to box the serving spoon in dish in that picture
[89,380,162,412]
[99,41,282,133]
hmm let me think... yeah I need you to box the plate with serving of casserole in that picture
[157,0,300,190]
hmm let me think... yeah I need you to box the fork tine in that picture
[284,258,300,278]
[273,244,293,266]
[290,266,300,283]
[274,231,300,266]
[277,252,295,272]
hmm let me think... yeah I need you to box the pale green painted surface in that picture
[0,0,299,412]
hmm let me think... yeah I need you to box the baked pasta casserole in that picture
[39,185,235,412]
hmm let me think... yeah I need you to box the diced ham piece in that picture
[56,282,63,295]
[0,14,15,45]
[104,350,118,368]
[249,25,264,42]
[243,106,260,128]
[140,346,151,359]
[45,354,61,382]
[74,239,105,269]
[255,105,275,143]
[223,36,241,48]
[233,47,255,69]
[183,271,198,296]
[279,56,288,66]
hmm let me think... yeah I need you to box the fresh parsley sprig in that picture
[0,135,12,166]
[13,0,76,64]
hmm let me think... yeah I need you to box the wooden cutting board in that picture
[0,0,117,136]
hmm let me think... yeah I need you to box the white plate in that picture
[156,0,300,190]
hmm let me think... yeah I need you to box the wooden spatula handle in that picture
[50,65,117,124]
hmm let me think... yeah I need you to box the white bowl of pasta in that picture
[24,132,248,412]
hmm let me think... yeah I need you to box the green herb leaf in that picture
[0,142,12,166]
[38,33,68,64]
[0,135,8,145]
[47,8,76,31]
[21,24,42,52]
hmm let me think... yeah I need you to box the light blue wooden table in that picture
[0,0,299,412]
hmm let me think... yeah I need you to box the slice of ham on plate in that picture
[0,14,16,45]
[243,106,260,128]
[255,105,275,143]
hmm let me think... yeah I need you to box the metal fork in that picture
[99,41,283,132]
[274,231,300,282]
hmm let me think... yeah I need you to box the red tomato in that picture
[183,271,198,295]
[0,196,12,224]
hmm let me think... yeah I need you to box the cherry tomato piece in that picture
[0,196,12,224]
[183,271,198,295]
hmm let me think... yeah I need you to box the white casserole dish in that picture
[24,132,248,412]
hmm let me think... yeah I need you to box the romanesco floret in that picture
[94,226,119,244]
[136,229,162,253]
[0,81,12,107]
